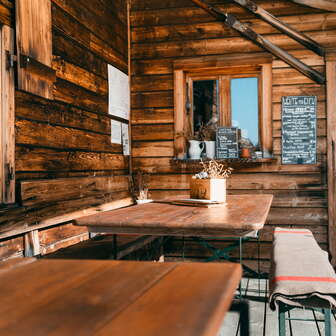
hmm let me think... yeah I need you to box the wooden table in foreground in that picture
[0,258,242,336]
[75,195,273,237]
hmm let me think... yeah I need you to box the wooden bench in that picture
[269,228,336,336]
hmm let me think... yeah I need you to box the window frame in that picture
[173,54,273,159]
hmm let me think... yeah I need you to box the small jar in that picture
[241,148,250,158]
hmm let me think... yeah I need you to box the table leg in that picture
[230,299,250,336]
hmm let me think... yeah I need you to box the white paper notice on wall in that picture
[108,64,130,120]
[122,123,130,155]
[111,120,122,144]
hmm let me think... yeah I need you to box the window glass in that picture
[231,77,259,146]
[193,80,219,133]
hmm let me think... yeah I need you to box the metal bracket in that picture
[6,51,17,70]
[5,163,14,186]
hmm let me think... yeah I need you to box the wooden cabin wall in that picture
[130,0,332,272]
[0,0,130,259]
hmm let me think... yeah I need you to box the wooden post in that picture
[1,25,15,204]
[24,230,41,257]
[174,70,187,159]
[326,48,336,266]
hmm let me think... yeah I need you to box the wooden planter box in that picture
[190,178,226,202]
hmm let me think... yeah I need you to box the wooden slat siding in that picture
[290,0,336,11]
[0,0,130,260]
[0,1,12,26]
[15,91,111,135]
[131,1,329,267]
[0,236,24,260]
[21,175,129,207]
[15,119,122,153]
[0,194,133,240]
[131,1,324,26]
[326,49,336,265]
[131,31,336,60]
[133,157,325,174]
[132,12,336,44]
[16,148,127,173]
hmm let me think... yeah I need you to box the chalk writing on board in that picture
[216,127,239,159]
[282,96,317,165]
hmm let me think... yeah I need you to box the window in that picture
[174,54,273,159]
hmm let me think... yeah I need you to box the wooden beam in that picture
[232,0,325,56]
[290,0,336,12]
[190,0,326,84]
[326,48,336,266]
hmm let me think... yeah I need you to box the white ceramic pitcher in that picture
[188,140,204,159]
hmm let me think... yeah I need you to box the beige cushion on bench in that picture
[269,227,336,310]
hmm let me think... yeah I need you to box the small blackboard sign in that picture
[282,96,317,165]
[216,127,239,159]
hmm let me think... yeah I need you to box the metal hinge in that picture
[6,51,17,70]
[5,164,14,186]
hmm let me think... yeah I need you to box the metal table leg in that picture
[230,299,250,336]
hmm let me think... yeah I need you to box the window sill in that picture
[172,157,276,164]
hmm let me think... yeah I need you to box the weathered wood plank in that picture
[15,119,120,153]
[148,189,327,207]
[147,173,323,190]
[0,194,132,239]
[132,141,174,157]
[53,58,108,95]
[132,108,174,124]
[21,175,129,206]
[290,0,336,11]
[132,12,336,44]
[53,78,108,114]
[16,91,110,135]
[131,1,323,26]
[132,30,336,60]
[133,157,324,174]
[16,147,127,172]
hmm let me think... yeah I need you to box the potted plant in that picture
[131,170,152,204]
[190,160,233,202]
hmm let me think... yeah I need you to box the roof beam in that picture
[190,0,326,84]
[290,0,336,12]
[232,0,325,56]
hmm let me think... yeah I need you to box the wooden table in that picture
[75,195,273,237]
[0,258,242,336]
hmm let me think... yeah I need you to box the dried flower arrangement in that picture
[193,160,233,179]
[199,123,217,141]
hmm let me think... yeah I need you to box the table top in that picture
[0,258,241,336]
[75,194,273,237]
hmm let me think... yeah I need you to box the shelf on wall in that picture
[172,157,276,164]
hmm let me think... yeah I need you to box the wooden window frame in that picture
[173,53,273,159]
[0,25,15,204]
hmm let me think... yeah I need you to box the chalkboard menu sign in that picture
[282,96,317,165]
[216,127,239,159]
